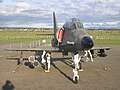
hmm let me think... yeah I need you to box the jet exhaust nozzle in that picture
[81,36,94,50]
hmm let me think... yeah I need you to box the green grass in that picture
[0,30,53,43]
[0,29,120,45]
[94,39,120,45]
[87,30,120,45]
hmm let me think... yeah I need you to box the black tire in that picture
[29,64,35,69]
[74,76,78,84]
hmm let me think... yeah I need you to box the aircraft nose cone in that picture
[81,36,94,50]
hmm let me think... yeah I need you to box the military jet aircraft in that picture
[6,11,110,84]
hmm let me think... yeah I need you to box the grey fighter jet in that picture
[6,11,110,84]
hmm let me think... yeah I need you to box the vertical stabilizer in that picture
[51,11,59,47]
[53,11,58,35]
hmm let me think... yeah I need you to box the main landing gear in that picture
[84,50,93,62]
[41,51,51,72]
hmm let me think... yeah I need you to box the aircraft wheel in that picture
[74,76,78,84]
[73,75,79,84]
[33,61,39,67]
[29,63,35,69]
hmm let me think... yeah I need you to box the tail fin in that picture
[53,11,58,35]
[51,11,59,47]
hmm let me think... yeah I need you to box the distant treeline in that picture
[87,29,120,30]
[0,27,52,31]
[0,27,120,31]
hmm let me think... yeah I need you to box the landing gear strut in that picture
[41,51,51,72]
[85,50,93,62]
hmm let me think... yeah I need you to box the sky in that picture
[0,0,120,28]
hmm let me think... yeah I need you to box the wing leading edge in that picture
[91,47,111,50]
[5,47,60,52]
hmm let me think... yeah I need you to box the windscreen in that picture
[63,18,84,30]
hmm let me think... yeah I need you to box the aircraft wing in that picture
[91,47,111,50]
[6,46,111,52]
[5,47,60,52]
[90,46,111,57]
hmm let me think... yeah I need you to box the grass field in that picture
[0,29,120,45]
[87,30,120,45]
[0,29,53,43]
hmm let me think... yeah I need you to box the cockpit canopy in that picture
[63,18,84,30]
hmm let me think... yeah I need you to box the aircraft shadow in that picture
[51,57,72,61]
[51,57,74,68]
[61,59,74,68]
[2,80,15,90]
[40,62,45,70]
[51,62,75,83]
[52,57,83,70]
[6,57,35,69]
[24,62,35,69]
[38,57,73,71]
[7,57,83,71]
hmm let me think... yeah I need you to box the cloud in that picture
[12,0,26,2]
[84,21,120,28]
[0,0,120,28]
[100,0,115,3]
[0,0,3,3]
[0,2,31,16]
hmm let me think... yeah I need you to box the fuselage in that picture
[55,18,94,52]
